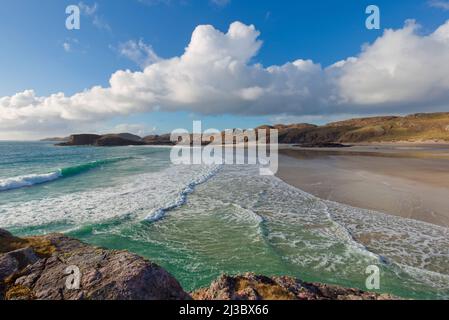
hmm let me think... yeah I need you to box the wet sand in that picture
[277,144,449,228]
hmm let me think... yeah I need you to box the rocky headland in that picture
[48,112,449,147]
[56,133,148,147]
[0,229,397,300]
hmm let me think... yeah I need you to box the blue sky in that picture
[1,0,449,139]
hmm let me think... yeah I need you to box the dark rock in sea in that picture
[0,229,190,300]
[191,273,397,300]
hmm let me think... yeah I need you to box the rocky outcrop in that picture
[110,133,143,142]
[192,274,397,300]
[57,133,146,147]
[0,229,189,300]
[55,112,449,147]
[0,248,39,281]
[57,134,102,146]
[94,135,146,146]
[143,134,175,145]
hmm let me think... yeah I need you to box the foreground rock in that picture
[192,274,397,300]
[0,229,189,300]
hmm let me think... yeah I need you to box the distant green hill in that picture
[266,112,449,144]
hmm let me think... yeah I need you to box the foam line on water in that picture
[0,163,222,227]
[321,202,385,262]
[145,165,223,223]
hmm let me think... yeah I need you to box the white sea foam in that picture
[187,164,449,292]
[145,164,222,222]
[0,163,222,227]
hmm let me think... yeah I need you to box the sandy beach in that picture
[277,144,449,228]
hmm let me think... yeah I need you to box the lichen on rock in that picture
[0,229,190,300]
[191,273,398,300]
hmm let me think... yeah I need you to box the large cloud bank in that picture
[2,20,449,135]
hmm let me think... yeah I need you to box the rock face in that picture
[57,133,146,147]
[94,135,146,146]
[56,112,449,147]
[111,133,143,142]
[0,230,189,300]
[0,248,39,282]
[57,134,102,146]
[192,274,397,300]
[143,134,175,145]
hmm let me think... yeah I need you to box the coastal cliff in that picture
[0,229,397,300]
[57,133,146,147]
[50,112,449,147]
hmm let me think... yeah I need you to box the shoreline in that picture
[277,144,449,228]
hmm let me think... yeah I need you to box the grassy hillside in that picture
[269,112,449,144]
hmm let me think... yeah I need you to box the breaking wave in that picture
[0,157,130,192]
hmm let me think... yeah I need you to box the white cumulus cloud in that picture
[333,20,449,112]
[2,20,449,138]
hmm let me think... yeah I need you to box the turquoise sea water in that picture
[1,141,449,299]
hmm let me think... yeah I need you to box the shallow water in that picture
[1,141,448,299]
